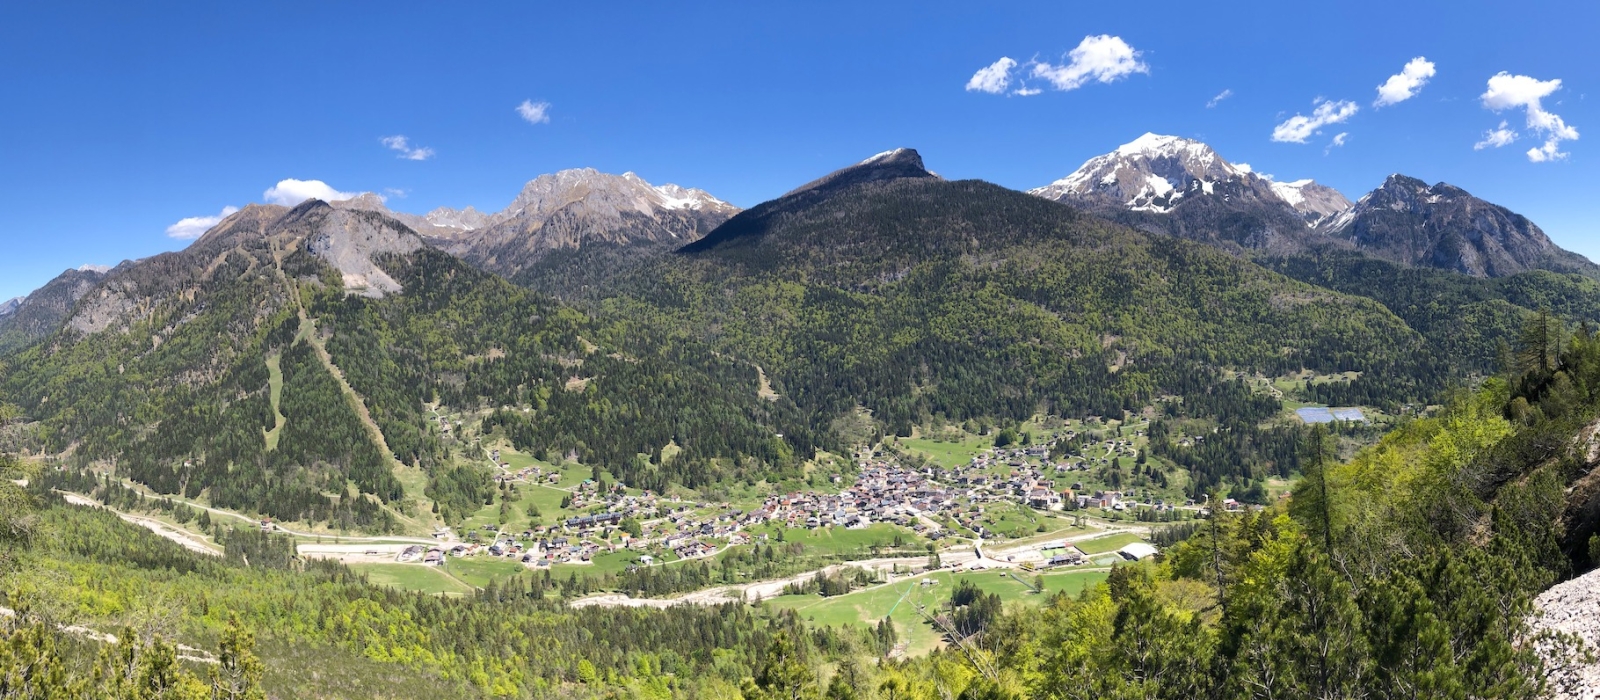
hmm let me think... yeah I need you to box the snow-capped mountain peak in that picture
[1030,133,1252,214]
[1031,133,1351,225]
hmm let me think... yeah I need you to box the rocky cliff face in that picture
[1531,569,1600,699]
[1324,174,1595,278]
[0,267,110,353]
[279,202,425,297]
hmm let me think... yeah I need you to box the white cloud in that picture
[384,187,410,199]
[1030,35,1149,92]
[380,135,434,161]
[165,205,241,240]
[517,100,551,124]
[1325,132,1349,154]
[1528,138,1568,162]
[965,57,1017,94]
[1207,89,1233,108]
[262,179,362,206]
[1481,72,1563,111]
[1480,71,1579,162]
[1013,86,1041,96]
[1474,120,1519,150]
[1272,99,1360,143]
[1374,57,1436,107]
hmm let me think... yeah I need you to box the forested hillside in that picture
[1267,251,1600,377]
[0,202,815,533]
[601,155,1439,492]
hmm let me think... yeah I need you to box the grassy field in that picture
[1004,521,1095,549]
[752,523,921,557]
[443,556,528,588]
[550,549,642,577]
[766,568,1108,656]
[350,563,473,596]
[980,503,1046,539]
[458,483,579,534]
[899,435,991,469]
[1072,532,1146,555]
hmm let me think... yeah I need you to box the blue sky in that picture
[2,1,1597,300]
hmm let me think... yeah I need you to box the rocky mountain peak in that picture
[1269,179,1353,227]
[275,200,426,297]
[783,147,936,198]
[1326,174,1582,277]
[501,168,737,222]
[0,297,23,317]
[336,192,390,211]
[191,203,292,247]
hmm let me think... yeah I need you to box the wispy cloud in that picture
[1474,120,1519,150]
[1206,89,1233,108]
[1325,132,1349,155]
[165,205,240,240]
[1479,71,1579,162]
[1374,57,1436,107]
[1272,99,1360,143]
[517,100,551,124]
[262,179,363,206]
[380,135,434,161]
[966,35,1148,97]
[383,188,410,199]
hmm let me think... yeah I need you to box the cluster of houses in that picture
[741,463,954,533]
[487,449,565,486]
[403,428,1190,572]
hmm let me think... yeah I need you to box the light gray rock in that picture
[1532,568,1600,699]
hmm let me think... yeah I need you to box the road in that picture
[59,492,223,557]
[77,480,447,545]
[569,526,1141,609]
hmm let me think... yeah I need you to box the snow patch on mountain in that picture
[859,148,914,166]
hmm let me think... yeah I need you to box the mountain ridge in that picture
[1032,133,1595,279]
[1322,173,1595,278]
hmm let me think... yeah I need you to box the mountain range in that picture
[1032,133,1595,279]
[4,135,1600,532]
[333,168,739,295]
